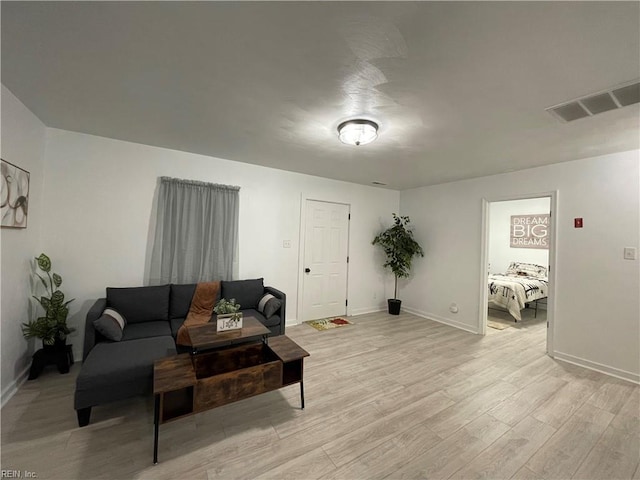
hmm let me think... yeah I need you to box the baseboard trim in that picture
[402,306,479,334]
[1,364,31,408]
[349,306,385,316]
[285,318,299,327]
[554,351,640,385]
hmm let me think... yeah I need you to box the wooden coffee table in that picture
[186,314,270,353]
[152,330,309,464]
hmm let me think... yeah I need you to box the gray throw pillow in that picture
[93,308,127,341]
[257,293,282,319]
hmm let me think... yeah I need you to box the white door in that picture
[301,200,350,321]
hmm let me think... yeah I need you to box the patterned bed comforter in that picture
[488,274,548,321]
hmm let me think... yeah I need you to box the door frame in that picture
[478,191,558,356]
[297,195,352,323]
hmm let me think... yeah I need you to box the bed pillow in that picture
[506,262,547,279]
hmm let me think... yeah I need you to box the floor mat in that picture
[304,317,353,331]
[488,320,511,330]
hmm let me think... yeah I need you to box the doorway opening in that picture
[480,193,557,355]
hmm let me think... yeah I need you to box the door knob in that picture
[305,268,311,273]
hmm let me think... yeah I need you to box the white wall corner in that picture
[1,364,31,408]
[402,306,481,334]
[285,318,300,327]
[554,351,640,385]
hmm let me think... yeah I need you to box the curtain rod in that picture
[159,176,240,191]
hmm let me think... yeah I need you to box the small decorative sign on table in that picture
[216,312,243,332]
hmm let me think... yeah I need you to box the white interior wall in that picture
[41,129,399,360]
[489,197,550,274]
[0,86,47,404]
[400,150,640,383]
[3,83,637,407]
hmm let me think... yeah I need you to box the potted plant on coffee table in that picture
[213,298,243,331]
[372,214,424,315]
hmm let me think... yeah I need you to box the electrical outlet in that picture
[624,247,637,260]
[373,292,377,300]
[283,240,291,248]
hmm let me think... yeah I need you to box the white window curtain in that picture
[149,177,239,284]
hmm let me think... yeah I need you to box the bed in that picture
[488,262,548,322]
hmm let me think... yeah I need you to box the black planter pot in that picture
[43,337,67,353]
[388,299,402,315]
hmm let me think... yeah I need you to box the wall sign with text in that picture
[510,214,549,249]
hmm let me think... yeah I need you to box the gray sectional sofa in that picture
[74,278,285,426]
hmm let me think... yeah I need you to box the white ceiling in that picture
[2,1,639,190]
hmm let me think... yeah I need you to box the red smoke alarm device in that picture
[574,218,583,228]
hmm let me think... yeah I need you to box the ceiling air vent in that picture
[580,93,618,115]
[612,83,640,106]
[547,80,640,122]
[552,102,590,122]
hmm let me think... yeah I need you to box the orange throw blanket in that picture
[176,281,220,346]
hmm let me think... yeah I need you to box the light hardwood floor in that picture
[2,311,638,479]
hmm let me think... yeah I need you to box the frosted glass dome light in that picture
[337,119,378,146]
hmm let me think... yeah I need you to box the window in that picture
[149,177,239,284]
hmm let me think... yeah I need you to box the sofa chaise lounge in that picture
[74,278,285,426]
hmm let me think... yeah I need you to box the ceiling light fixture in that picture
[337,119,378,146]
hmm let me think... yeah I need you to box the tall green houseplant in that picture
[372,214,424,315]
[22,253,75,346]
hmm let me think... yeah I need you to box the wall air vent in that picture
[547,80,640,122]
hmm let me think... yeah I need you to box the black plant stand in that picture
[28,343,74,380]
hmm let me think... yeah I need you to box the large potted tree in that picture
[372,214,424,315]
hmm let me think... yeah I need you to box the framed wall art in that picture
[1,158,30,228]
[510,213,549,249]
